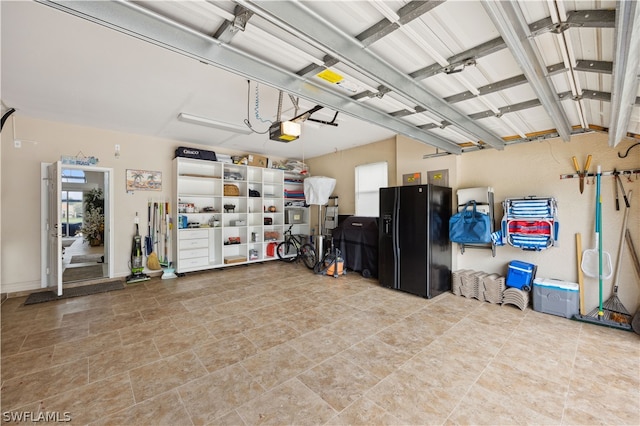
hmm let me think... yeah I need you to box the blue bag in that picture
[449,201,492,244]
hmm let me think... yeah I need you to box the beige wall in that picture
[0,115,284,294]
[309,131,640,314]
[450,133,640,313]
[306,137,397,218]
[3,114,639,315]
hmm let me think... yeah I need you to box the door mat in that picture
[70,254,104,264]
[24,280,125,305]
[63,265,104,282]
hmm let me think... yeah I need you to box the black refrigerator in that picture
[379,185,452,298]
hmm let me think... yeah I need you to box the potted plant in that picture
[81,207,104,246]
[84,188,104,215]
[81,188,104,245]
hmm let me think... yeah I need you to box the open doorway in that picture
[41,163,113,291]
[61,169,107,283]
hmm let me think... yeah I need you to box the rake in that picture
[603,190,632,324]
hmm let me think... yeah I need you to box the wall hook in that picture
[618,142,640,158]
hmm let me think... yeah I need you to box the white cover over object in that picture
[457,187,494,205]
[304,176,336,205]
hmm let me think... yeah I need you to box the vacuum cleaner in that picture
[126,213,150,284]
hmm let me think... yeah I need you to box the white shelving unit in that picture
[173,157,292,273]
[283,171,310,236]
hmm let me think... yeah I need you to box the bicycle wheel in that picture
[300,243,317,270]
[276,241,297,262]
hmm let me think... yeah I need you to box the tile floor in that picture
[62,238,107,284]
[1,261,639,425]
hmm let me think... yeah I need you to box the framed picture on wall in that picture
[126,169,162,191]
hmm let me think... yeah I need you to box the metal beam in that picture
[435,89,640,131]
[469,99,543,120]
[410,37,505,81]
[608,0,640,147]
[356,19,399,47]
[445,63,566,104]
[356,0,444,47]
[482,0,572,142]
[36,0,462,154]
[212,5,253,44]
[529,9,615,36]
[410,11,614,82]
[240,0,505,149]
[574,60,613,74]
[407,88,640,129]
[296,55,339,78]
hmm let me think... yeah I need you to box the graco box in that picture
[506,260,537,291]
[532,278,579,318]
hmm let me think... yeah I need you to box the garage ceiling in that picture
[2,0,639,159]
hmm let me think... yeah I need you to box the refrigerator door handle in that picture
[393,190,400,289]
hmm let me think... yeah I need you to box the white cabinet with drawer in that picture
[173,157,287,273]
[176,229,209,272]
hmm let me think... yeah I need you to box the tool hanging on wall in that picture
[560,167,640,181]
[571,154,591,193]
[613,170,630,209]
[614,168,620,210]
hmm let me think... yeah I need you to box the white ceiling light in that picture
[177,113,252,134]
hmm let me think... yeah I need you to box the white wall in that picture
[0,115,284,294]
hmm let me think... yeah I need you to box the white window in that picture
[355,162,388,217]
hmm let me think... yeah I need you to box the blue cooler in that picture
[506,260,537,291]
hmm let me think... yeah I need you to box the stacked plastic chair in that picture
[480,273,506,304]
[502,287,530,311]
[452,270,506,304]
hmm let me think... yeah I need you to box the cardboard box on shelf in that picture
[248,154,268,168]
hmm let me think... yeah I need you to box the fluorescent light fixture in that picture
[269,120,301,142]
[177,113,252,134]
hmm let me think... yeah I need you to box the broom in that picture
[603,190,632,324]
[147,201,161,270]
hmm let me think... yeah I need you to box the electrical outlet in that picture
[14,140,21,148]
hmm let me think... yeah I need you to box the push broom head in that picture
[147,252,161,270]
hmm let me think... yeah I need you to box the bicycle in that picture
[277,225,317,269]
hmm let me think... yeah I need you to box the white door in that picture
[47,161,63,295]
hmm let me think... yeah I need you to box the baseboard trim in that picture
[2,272,134,299]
